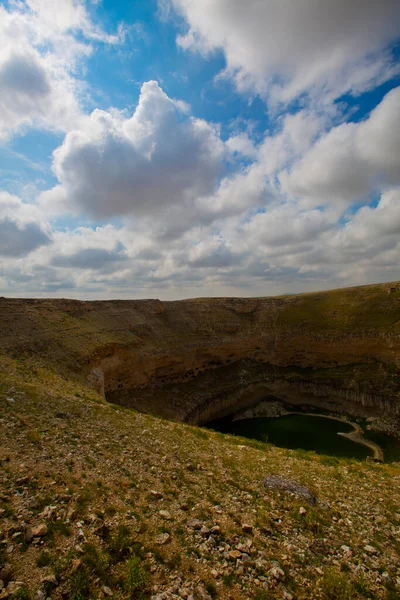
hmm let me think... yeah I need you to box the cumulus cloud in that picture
[1,186,399,297]
[0,219,50,258]
[52,243,128,270]
[168,0,400,104]
[50,81,224,218]
[332,188,400,252]
[187,237,244,268]
[241,206,335,249]
[0,192,51,257]
[0,0,123,140]
[281,87,400,204]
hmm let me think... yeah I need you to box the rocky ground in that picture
[1,365,400,600]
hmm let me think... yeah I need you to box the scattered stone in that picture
[31,523,48,538]
[299,506,307,515]
[159,510,172,520]
[263,476,317,505]
[269,566,285,582]
[64,506,75,522]
[150,490,163,499]
[187,519,203,530]
[242,523,253,534]
[382,572,393,586]
[364,544,378,555]
[40,505,56,520]
[41,575,58,589]
[228,550,242,560]
[7,582,26,595]
[155,533,170,545]
[103,586,113,596]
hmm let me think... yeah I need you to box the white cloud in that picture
[1,2,399,299]
[168,0,400,105]
[1,185,399,298]
[0,0,123,140]
[241,206,335,249]
[187,237,244,268]
[49,81,224,218]
[24,0,124,43]
[226,133,257,159]
[0,191,51,257]
[281,87,400,205]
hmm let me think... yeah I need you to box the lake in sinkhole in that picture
[206,413,400,460]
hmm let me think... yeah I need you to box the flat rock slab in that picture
[263,476,317,505]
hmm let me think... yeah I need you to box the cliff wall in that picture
[0,281,399,425]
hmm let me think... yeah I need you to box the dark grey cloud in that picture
[188,244,244,268]
[0,53,50,97]
[52,244,128,270]
[0,218,51,257]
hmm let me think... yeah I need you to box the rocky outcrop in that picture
[0,281,399,426]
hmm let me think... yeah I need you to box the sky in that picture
[0,0,400,299]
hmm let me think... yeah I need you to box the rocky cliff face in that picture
[0,281,399,426]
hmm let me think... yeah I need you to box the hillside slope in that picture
[1,373,400,600]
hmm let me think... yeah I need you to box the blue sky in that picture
[0,0,399,298]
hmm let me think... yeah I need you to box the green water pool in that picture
[207,414,372,459]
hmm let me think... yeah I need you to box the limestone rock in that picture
[187,519,203,530]
[103,586,113,596]
[159,510,172,520]
[150,490,163,499]
[269,566,285,581]
[264,476,317,505]
[155,533,170,545]
[31,523,48,538]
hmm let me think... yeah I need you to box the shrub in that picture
[82,543,109,582]
[204,581,217,598]
[125,557,149,599]
[321,568,354,599]
[69,569,90,600]
[108,525,134,562]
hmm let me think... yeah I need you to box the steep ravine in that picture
[0,281,399,431]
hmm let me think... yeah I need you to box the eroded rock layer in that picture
[0,281,399,426]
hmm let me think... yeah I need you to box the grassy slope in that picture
[1,359,400,600]
[277,283,400,331]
